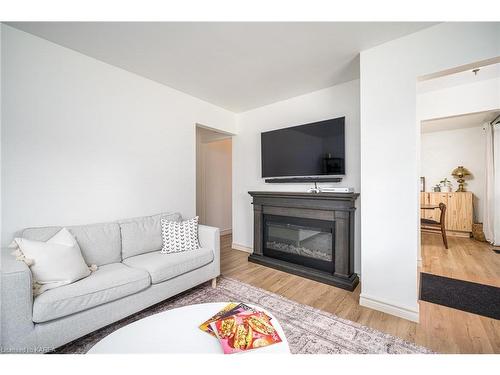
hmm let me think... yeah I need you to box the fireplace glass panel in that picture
[267,222,333,262]
[263,215,334,273]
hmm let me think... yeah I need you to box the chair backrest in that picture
[438,203,447,225]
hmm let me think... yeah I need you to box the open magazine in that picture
[199,303,281,354]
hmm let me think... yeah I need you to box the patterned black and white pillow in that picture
[161,216,200,254]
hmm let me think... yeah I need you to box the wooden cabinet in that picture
[420,192,473,237]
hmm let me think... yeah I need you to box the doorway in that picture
[196,125,233,236]
[416,60,500,320]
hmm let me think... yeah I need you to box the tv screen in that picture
[261,117,345,178]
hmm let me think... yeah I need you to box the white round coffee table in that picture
[88,302,290,354]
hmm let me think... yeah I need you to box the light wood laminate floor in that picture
[220,233,500,353]
[421,232,500,287]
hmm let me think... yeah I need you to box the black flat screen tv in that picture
[261,117,345,178]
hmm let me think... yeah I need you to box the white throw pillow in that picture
[161,216,200,254]
[10,228,92,295]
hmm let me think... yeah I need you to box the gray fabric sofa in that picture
[0,212,220,353]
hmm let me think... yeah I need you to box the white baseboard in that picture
[359,294,419,322]
[220,228,232,236]
[231,243,253,253]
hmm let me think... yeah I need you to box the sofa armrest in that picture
[1,247,35,350]
[198,225,220,276]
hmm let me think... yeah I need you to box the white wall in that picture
[203,139,232,233]
[418,77,500,121]
[360,22,500,321]
[196,127,232,233]
[232,80,361,273]
[1,25,236,245]
[421,126,486,222]
[0,25,2,246]
[495,124,500,246]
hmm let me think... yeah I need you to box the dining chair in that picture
[421,203,448,249]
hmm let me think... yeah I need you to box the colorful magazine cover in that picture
[198,302,238,335]
[222,303,273,322]
[199,303,258,336]
[210,311,282,354]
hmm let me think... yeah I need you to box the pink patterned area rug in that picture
[53,276,433,354]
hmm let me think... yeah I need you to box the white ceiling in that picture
[421,110,500,133]
[8,22,435,112]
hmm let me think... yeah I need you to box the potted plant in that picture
[440,178,452,192]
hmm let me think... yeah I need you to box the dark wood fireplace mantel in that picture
[248,191,359,291]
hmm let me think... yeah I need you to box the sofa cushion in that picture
[119,212,182,259]
[123,248,214,284]
[161,216,199,254]
[22,222,122,266]
[32,263,150,323]
[11,228,91,295]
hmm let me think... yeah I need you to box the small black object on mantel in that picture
[307,182,321,193]
[264,176,343,183]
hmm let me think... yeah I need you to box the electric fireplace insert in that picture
[263,215,335,273]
